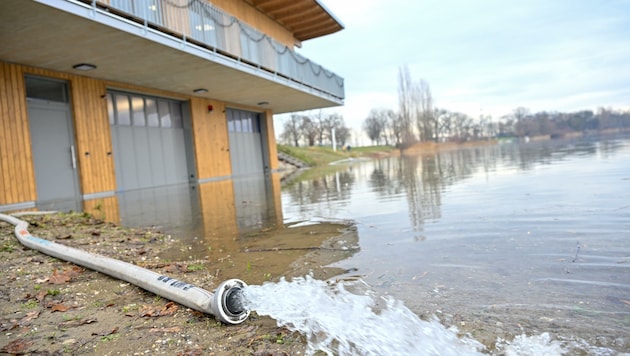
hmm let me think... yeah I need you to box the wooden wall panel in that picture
[69,76,116,195]
[12,65,35,202]
[263,109,279,170]
[211,0,296,47]
[190,97,232,179]
[0,62,36,205]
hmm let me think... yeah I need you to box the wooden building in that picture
[0,0,344,225]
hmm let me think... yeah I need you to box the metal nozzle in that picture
[211,279,250,324]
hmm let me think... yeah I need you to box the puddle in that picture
[160,220,359,285]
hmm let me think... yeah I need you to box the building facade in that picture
[0,0,344,224]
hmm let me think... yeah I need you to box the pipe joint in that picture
[211,279,250,324]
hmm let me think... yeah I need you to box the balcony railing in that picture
[86,0,344,100]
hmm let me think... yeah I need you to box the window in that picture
[227,108,261,133]
[106,92,183,129]
[170,102,183,128]
[115,94,131,126]
[158,100,171,128]
[25,76,68,103]
[146,98,159,127]
[106,93,115,125]
[131,96,145,127]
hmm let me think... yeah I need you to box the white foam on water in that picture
[497,333,566,356]
[242,276,623,355]
[241,276,516,355]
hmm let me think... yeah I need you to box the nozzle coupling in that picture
[211,279,250,324]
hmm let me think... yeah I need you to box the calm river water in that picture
[281,134,630,353]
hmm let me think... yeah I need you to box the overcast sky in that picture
[294,0,630,133]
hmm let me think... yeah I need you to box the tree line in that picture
[279,65,630,148]
[279,111,351,147]
[364,66,630,147]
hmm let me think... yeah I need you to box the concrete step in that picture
[277,151,309,169]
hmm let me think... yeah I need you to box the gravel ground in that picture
[0,212,355,355]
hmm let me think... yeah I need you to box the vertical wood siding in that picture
[211,0,296,47]
[263,109,279,171]
[70,76,116,195]
[0,62,36,205]
[190,97,232,179]
[0,62,116,216]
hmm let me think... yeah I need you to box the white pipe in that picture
[0,213,249,325]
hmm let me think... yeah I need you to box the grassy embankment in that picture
[277,144,396,166]
[277,140,499,168]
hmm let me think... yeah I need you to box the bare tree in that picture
[512,107,531,137]
[300,116,318,146]
[382,109,396,146]
[513,107,530,122]
[280,114,302,146]
[397,65,417,147]
[363,108,390,145]
[435,108,452,141]
[452,112,472,141]
[324,113,349,146]
[389,111,404,147]
[498,114,516,137]
[414,79,435,142]
[312,110,327,145]
[335,125,351,146]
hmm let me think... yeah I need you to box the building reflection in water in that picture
[101,173,284,243]
[96,171,358,283]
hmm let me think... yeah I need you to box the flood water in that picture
[280,134,630,353]
[122,133,629,354]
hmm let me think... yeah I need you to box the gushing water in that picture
[241,276,571,356]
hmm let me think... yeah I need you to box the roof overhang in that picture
[245,0,344,42]
[0,0,344,114]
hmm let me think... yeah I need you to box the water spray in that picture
[0,213,249,325]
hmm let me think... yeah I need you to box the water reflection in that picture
[282,170,355,217]
[284,135,630,242]
[281,133,630,352]
[366,156,443,240]
[113,174,283,240]
[109,174,358,284]
[232,175,282,232]
[117,183,199,233]
[104,134,629,350]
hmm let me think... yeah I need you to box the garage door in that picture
[227,108,268,176]
[107,92,191,191]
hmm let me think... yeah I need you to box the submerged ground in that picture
[0,212,356,355]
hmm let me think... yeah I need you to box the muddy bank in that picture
[0,213,357,355]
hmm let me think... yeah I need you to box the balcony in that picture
[0,0,344,113]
